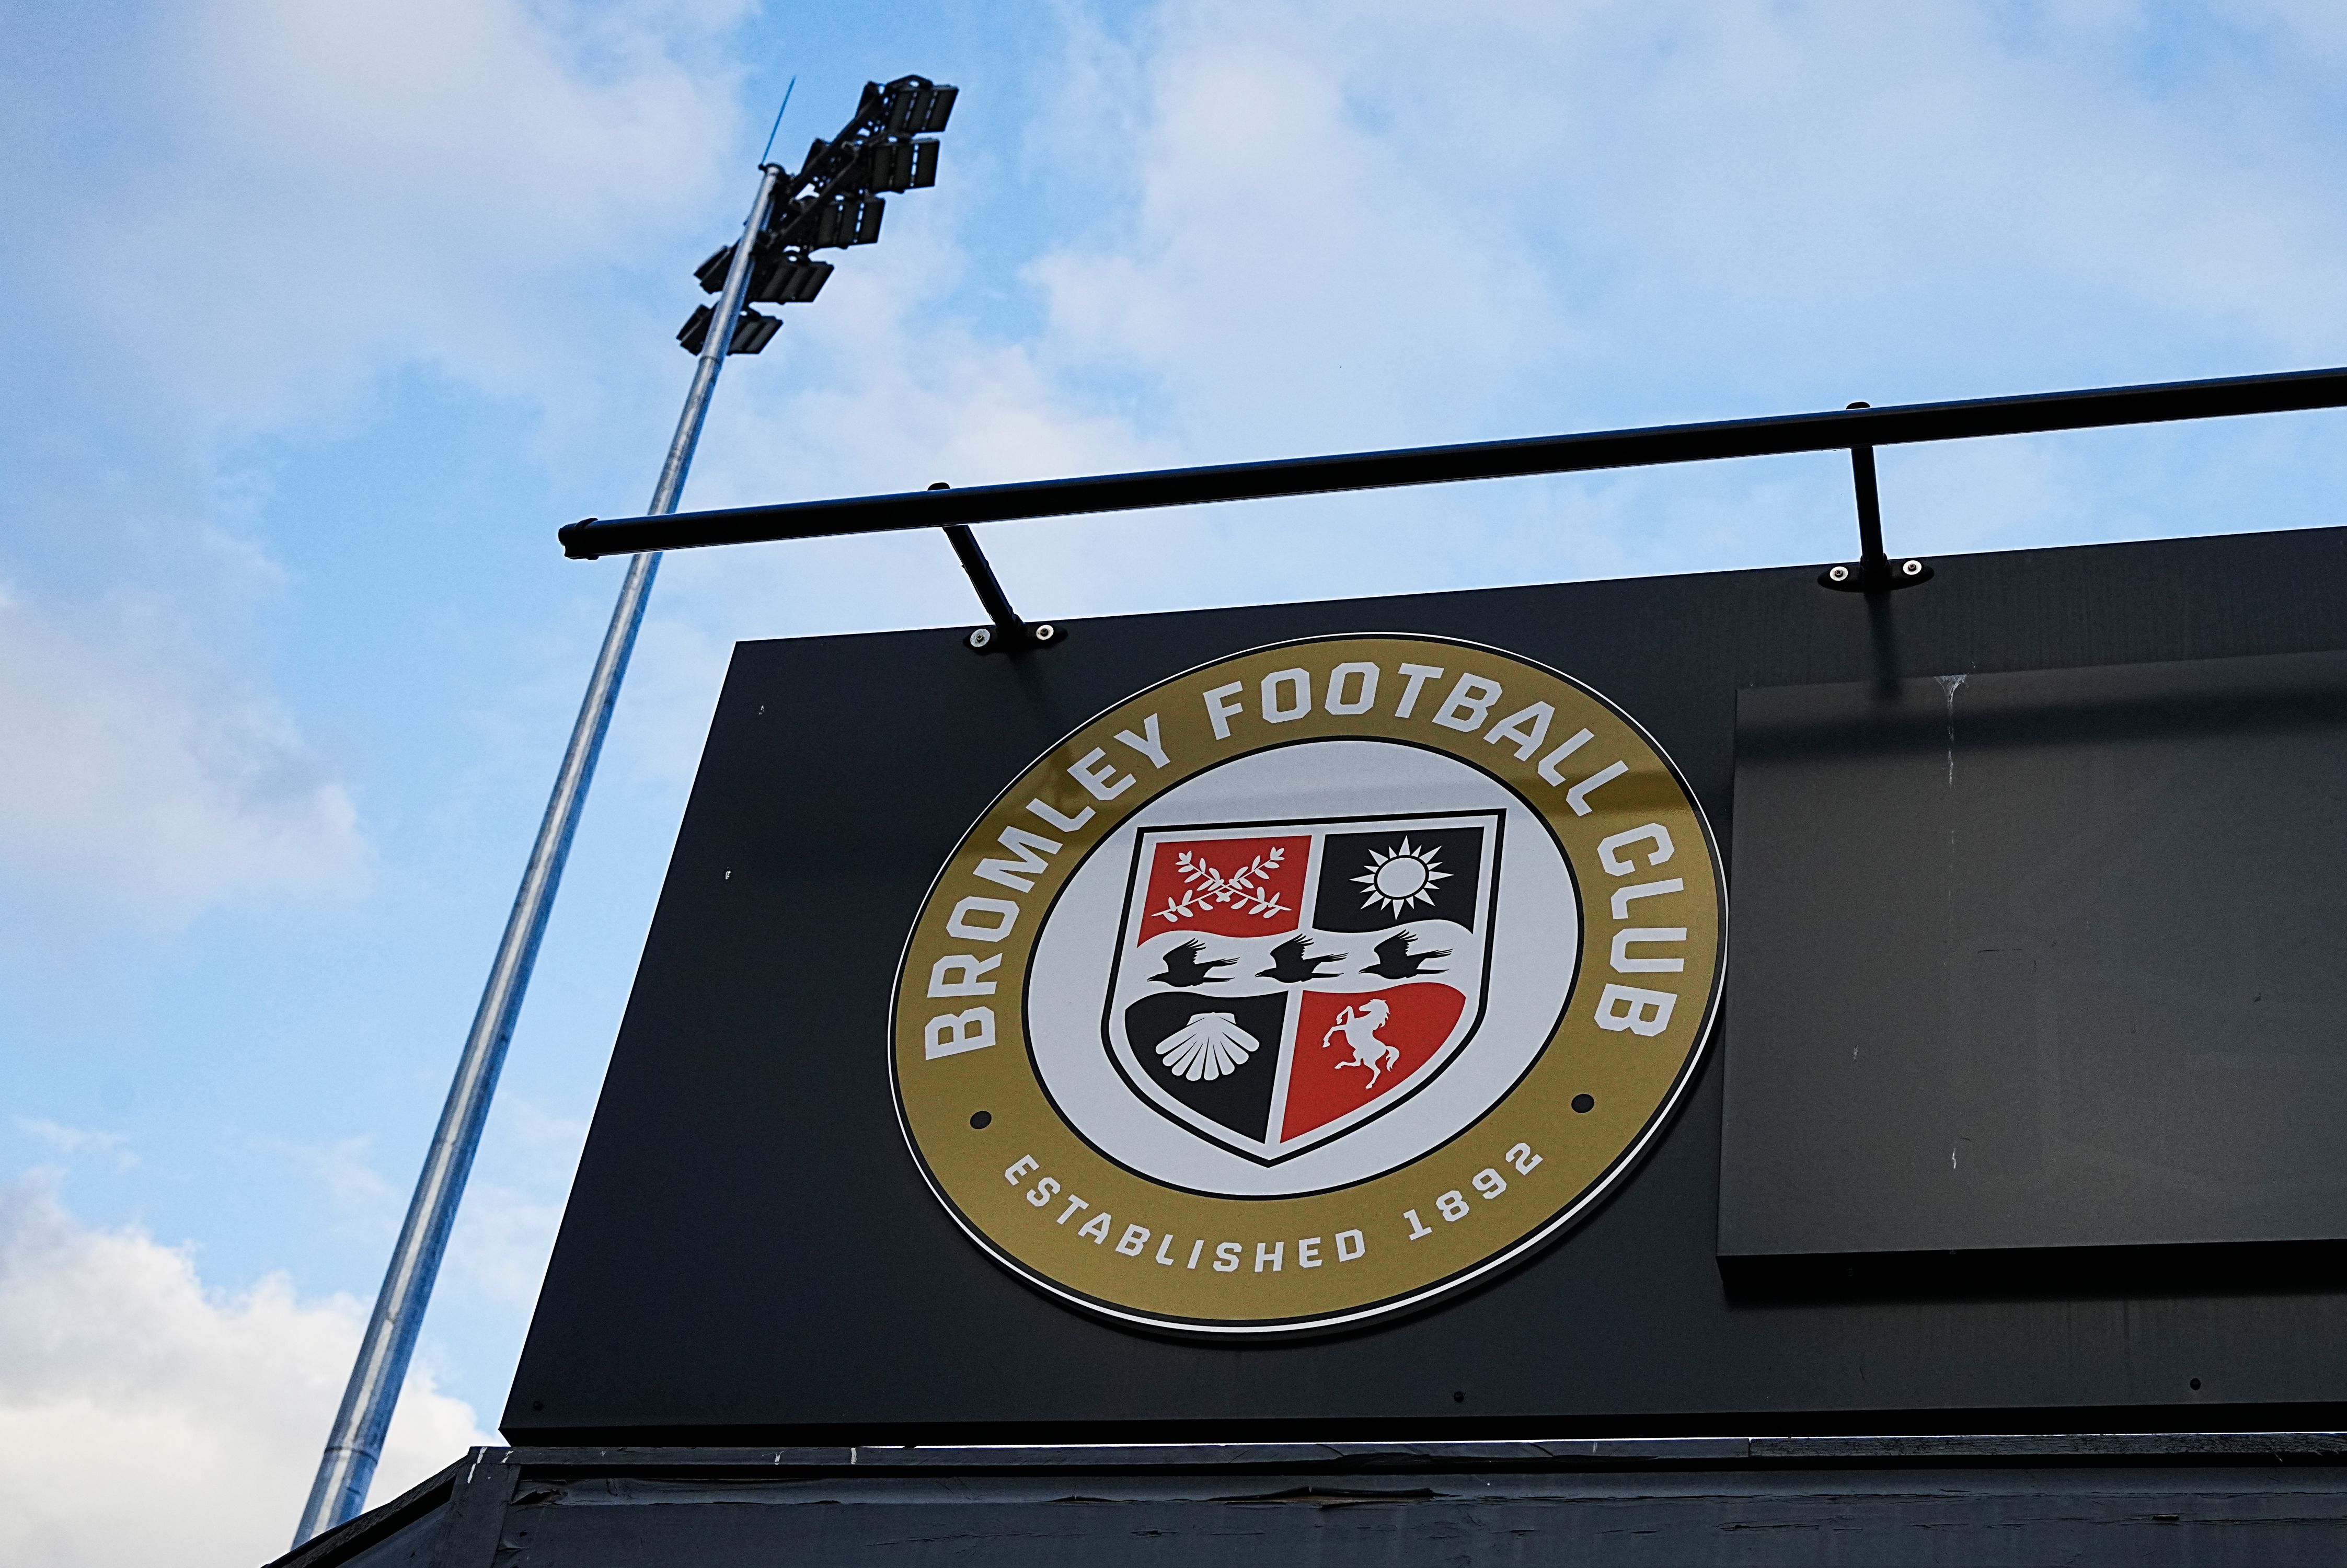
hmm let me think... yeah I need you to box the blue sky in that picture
[5,1,2347,1561]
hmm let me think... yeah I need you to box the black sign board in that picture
[1722,650,2347,1286]
[508,524,2347,1445]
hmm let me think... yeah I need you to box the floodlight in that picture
[882,78,957,135]
[866,138,940,193]
[867,140,912,192]
[680,305,783,355]
[693,247,733,293]
[803,192,884,249]
[728,309,781,355]
[750,257,832,305]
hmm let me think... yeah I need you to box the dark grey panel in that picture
[497,1470,2347,1567]
[327,1516,441,1568]
[1720,652,2347,1264]
[508,525,2347,1443]
[275,1442,2347,1568]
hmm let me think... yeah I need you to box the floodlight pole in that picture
[293,160,786,1549]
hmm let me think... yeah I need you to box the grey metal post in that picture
[293,160,786,1548]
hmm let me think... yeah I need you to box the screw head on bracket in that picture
[1902,559,1923,577]
[967,626,993,650]
[1828,564,1851,583]
[1032,623,1058,644]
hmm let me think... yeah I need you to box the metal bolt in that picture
[1033,623,1057,643]
[967,626,993,650]
[1828,564,1850,583]
[1902,559,1923,577]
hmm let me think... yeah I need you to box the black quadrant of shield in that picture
[1312,824,1486,935]
[1122,990,1290,1142]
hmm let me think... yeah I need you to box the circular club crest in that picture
[891,635,1723,1334]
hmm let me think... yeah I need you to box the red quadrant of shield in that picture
[1134,835,1309,943]
[1284,984,1467,1142]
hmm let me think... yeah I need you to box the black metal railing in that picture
[558,364,2347,562]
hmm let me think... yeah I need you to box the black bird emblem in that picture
[1363,930,1450,979]
[1150,938,1233,988]
[1258,933,1346,984]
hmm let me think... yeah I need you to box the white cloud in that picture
[4,0,749,434]
[0,1176,490,1568]
[0,0,757,928]
[1025,0,2347,413]
[0,592,367,927]
[15,1124,137,1174]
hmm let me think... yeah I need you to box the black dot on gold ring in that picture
[970,1111,992,1129]
[1571,1093,1595,1114]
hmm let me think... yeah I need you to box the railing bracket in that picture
[1819,402,1932,594]
[933,483,1061,653]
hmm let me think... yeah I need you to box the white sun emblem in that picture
[1353,837,1449,917]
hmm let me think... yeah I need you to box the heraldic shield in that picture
[1103,810,1503,1164]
